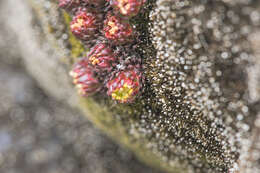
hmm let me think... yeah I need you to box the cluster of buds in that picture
[87,43,117,72]
[70,58,101,96]
[111,0,145,17]
[107,68,142,103]
[59,0,146,103]
[81,0,105,7]
[70,9,101,40]
[58,0,81,10]
[103,14,134,44]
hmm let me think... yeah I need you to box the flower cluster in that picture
[70,9,101,40]
[70,58,101,96]
[111,0,145,17]
[107,68,141,103]
[103,14,134,44]
[59,0,145,103]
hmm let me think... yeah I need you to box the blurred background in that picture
[0,0,163,172]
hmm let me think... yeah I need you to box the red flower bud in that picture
[106,68,141,103]
[70,58,101,96]
[81,0,105,7]
[112,0,145,17]
[70,9,101,40]
[103,14,134,44]
[58,0,80,10]
[87,43,117,72]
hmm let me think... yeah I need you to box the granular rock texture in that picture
[144,0,260,172]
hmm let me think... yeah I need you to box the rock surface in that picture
[1,0,260,172]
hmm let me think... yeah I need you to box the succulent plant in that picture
[111,0,145,17]
[87,43,118,72]
[103,14,134,44]
[81,0,105,7]
[62,0,142,101]
[70,9,101,40]
[58,0,81,10]
[106,68,141,103]
[70,58,101,96]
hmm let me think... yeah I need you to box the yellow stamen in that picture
[118,0,131,15]
[90,55,100,65]
[108,21,119,35]
[111,83,134,102]
[71,18,84,29]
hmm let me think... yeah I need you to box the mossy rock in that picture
[7,0,260,172]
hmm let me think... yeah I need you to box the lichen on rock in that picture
[144,0,260,172]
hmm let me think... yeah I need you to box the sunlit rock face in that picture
[141,0,259,172]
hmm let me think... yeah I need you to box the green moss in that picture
[79,97,188,173]
[63,12,86,60]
